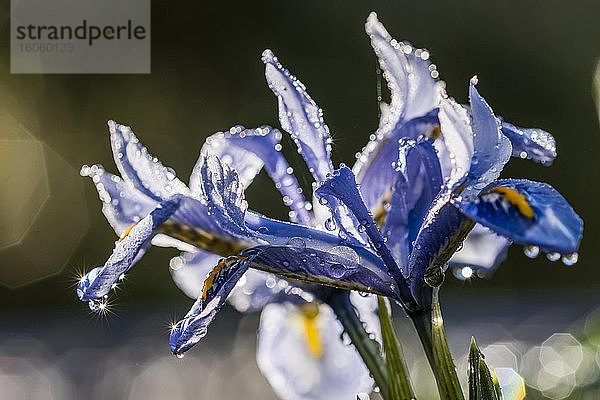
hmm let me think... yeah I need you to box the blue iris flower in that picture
[76,11,583,399]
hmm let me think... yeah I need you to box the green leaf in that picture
[468,337,501,400]
[377,296,416,400]
[431,290,465,400]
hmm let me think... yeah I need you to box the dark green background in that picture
[1,1,598,310]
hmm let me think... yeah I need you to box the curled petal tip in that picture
[470,75,479,86]
[261,49,275,64]
[366,11,379,25]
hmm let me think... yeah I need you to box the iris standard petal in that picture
[80,164,156,235]
[438,95,474,191]
[199,154,249,237]
[315,167,414,304]
[365,12,441,123]
[262,49,333,183]
[381,171,410,270]
[462,78,512,200]
[500,120,556,165]
[383,138,443,266]
[453,179,583,254]
[191,125,266,193]
[77,197,182,301]
[239,245,399,299]
[449,224,510,278]
[355,111,439,210]
[227,269,289,313]
[199,125,312,225]
[108,121,189,201]
[257,301,376,400]
[169,257,250,355]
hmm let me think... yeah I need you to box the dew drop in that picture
[546,252,561,262]
[165,167,177,181]
[324,218,336,231]
[357,225,366,233]
[562,252,578,266]
[328,246,360,265]
[88,299,103,313]
[258,226,269,234]
[265,277,277,288]
[329,263,347,278]
[287,237,306,251]
[319,197,328,205]
[176,353,185,359]
[523,246,539,259]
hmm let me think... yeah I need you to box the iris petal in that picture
[383,138,443,267]
[438,95,474,191]
[198,125,312,225]
[263,49,333,183]
[500,120,557,165]
[315,167,414,304]
[407,192,475,304]
[191,125,266,192]
[169,248,285,313]
[80,164,156,235]
[169,249,222,299]
[108,121,189,201]
[257,298,378,400]
[365,12,441,124]
[77,197,181,301]
[355,111,439,210]
[244,212,385,274]
[449,224,510,277]
[453,179,583,254]
[169,257,250,355]
[239,245,399,299]
[199,155,249,237]
[463,78,512,200]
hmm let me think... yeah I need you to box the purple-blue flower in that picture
[75,11,583,399]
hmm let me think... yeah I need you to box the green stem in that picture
[408,290,464,400]
[378,296,416,400]
[329,292,390,399]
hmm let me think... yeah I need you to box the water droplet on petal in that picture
[328,246,360,265]
[88,299,103,313]
[165,167,176,181]
[176,353,184,359]
[324,218,336,231]
[546,252,561,262]
[524,246,540,258]
[287,237,306,251]
[329,263,347,279]
[562,252,578,266]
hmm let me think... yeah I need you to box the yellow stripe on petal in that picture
[300,302,323,358]
[119,222,139,242]
[201,256,244,304]
[488,186,535,219]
